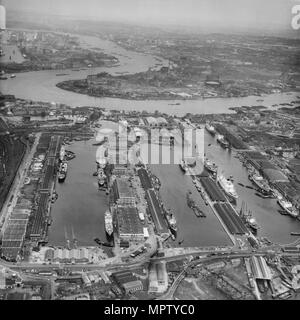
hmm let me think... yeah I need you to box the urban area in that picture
[0,4,300,301]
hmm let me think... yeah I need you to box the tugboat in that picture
[104,210,113,237]
[216,134,229,149]
[205,122,216,135]
[217,173,238,203]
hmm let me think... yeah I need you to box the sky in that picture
[2,0,299,34]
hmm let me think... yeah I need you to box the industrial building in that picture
[1,209,29,262]
[115,206,144,242]
[250,256,272,280]
[52,248,89,263]
[112,271,143,294]
[112,177,136,206]
[148,261,168,294]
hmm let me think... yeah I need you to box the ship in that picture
[245,215,259,233]
[205,123,216,135]
[179,159,188,172]
[239,202,259,233]
[204,158,218,174]
[58,162,68,183]
[277,199,298,218]
[249,173,272,195]
[217,173,238,202]
[97,169,107,189]
[186,192,206,217]
[216,134,229,149]
[59,146,65,162]
[165,211,178,233]
[104,210,113,237]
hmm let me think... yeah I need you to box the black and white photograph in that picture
[0,0,300,306]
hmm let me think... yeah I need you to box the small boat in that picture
[178,239,184,245]
[10,74,16,78]
[290,232,300,236]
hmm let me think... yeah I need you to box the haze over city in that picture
[3,0,298,35]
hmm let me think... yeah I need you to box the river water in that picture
[1,31,299,115]
[3,30,300,246]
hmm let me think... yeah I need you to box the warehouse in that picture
[112,271,143,294]
[112,177,136,206]
[115,206,144,242]
[250,256,272,280]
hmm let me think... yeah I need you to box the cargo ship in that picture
[204,158,218,174]
[216,134,229,149]
[205,123,216,135]
[240,202,259,233]
[277,199,298,218]
[186,192,206,217]
[217,173,238,202]
[104,210,113,237]
[245,215,259,233]
[58,162,67,183]
[165,211,178,233]
[249,173,272,195]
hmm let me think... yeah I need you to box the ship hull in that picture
[277,200,297,218]
[217,180,238,203]
[58,175,66,183]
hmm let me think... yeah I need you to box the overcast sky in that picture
[3,0,297,33]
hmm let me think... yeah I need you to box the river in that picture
[1,30,299,115]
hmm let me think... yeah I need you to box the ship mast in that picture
[71,225,77,249]
[64,227,70,250]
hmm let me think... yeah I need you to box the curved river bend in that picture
[1,31,298,115]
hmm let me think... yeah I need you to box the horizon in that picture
[3,0,300,36]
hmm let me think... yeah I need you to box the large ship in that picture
[216,134,229,149]
[205,123,216,135]
[165,211,178,233]
[249,173,271,195]
[58,162,68,183]
[204,158,218,174]
[104,210,113,237]
[217,173,238,202]
[240,202,259,233]
[277,199,298,218]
